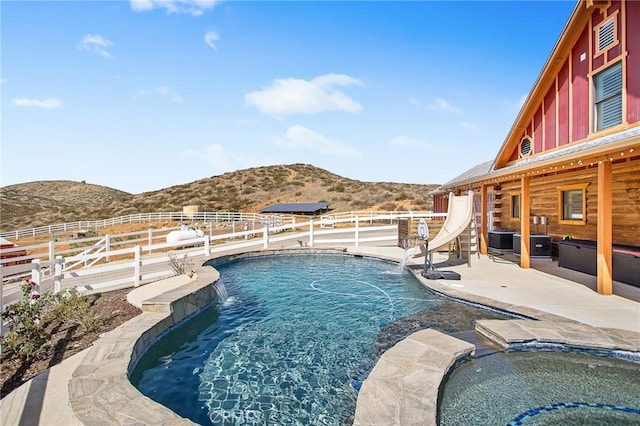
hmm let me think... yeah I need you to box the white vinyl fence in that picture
[1,211,444,335]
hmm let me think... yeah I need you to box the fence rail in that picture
[0,210,437,241]
[0,211,279,240]
[1,212,447,336]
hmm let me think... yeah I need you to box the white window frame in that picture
[593,61,623,132]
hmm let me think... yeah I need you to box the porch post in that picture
[520,176,531,269]
[597,160,613,295]
[480,184,488,255]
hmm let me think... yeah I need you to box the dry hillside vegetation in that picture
[1,164,438,231]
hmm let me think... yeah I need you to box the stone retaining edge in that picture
[68,265,220,425]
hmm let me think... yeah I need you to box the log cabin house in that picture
[431,0,640,294]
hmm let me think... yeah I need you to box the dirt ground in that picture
[0,288,141,398]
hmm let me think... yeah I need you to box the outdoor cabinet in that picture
[513,234,552,258]
[488,230,516,251]
[559,239,640,288]
[558,240,597,275]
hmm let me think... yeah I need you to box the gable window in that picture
[594,61,622,131]
[558,184,589,225]
[511,194,520,219]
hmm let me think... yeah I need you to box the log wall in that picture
[492,156,640,247]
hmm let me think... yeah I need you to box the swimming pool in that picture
[439,349,640,425]
[131,253,509,424]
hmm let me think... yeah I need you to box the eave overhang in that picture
[493,0,590,169]
[446,126,640,191]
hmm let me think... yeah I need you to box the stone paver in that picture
[353,329,474,426]
[476,319,640,352]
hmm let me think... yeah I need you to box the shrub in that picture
[51,290,103,333]
[1,281,50,360]
[168,253,190,275]
[379,202,398,211]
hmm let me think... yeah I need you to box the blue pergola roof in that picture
[259,202,332,214]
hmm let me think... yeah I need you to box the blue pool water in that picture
[132,253,503,424]
[439,350,640,425]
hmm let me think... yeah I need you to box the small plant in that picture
[51,290,103,333]
[1,280,50,360]
[168,252,189,275]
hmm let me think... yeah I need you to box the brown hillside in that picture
[0,164,439,231]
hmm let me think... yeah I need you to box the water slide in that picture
[424,190,475,255]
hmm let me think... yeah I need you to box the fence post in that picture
[204,236,210,256]
[105,234,111,263]
[134,246,141,287]
[49,240,55,261]
[309,219,315,248]
[292,216,296,230]
[263,225,269,249]
[355,217,360,247]
[54,256,63,294]
[148,229,153,254]
[31,259,41,292]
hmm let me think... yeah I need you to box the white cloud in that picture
[428,98,461,113]
[460,122,482,134]
[271,125,360,157]
[11,98,63,108]
[77,34,113,58]
[204,30,219,50]
[134,85,183,103]
[130,0,218,16]
[0,77,7,84]
[389,135,437,151]
[245,73,363,116]
[409,97,420,106]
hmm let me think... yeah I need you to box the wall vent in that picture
[598,18,615,52]
[520,137,532,157]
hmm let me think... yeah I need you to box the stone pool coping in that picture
[68,265,221,425]
[351,269,640,426]
[63,249,640,425]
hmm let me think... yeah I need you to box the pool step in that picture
[449,330,505,357]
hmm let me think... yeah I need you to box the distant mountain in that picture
[0,164,439,231]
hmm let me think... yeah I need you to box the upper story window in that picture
[594,61,622,131]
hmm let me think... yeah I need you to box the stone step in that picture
[449,330,506,357]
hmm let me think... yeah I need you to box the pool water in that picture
[132,254,508,424]
[439,350,640,425]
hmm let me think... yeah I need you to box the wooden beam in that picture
[520,176,531,269]
[480,184,488,255]
[597,160,613,295]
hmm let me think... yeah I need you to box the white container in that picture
[166,226,205,243]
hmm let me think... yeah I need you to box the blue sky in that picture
[1,0,576,194]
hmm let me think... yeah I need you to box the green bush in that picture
[1,281,50,360]
[51,290,103,333]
